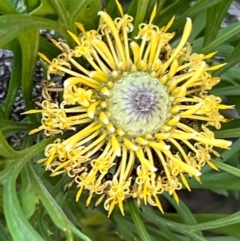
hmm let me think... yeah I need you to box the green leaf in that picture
[143,209,209,241]
[217,119,240,131]
[191,36,204,53]
[0,221,10,241]
[36,210,57,241]
[127,0,150,37]
[194,216,240,239]
[3,176,44,241]
[0,0,18,14]
[228,96,240,112]
[220,67,240,85]
[69,0,95,24]
[128,200,152,241]
[214,128,240,139]
[208,237,239,241]
[65,230,75,241]
[113,215,137,241]
[26,162,92,241]
[188,11,206,42]
[145,0,165,24]
[0,118,34,136]
[163,213,240,238]
[163,193,203,239]
[47,0,70,29]
[0,15,67,48]
[155,0,192,26]
[211,161,240,178]
[2,136,45,241]
[134,0,150,38]
[105,0,118,17]
[54,0,98,33]
[18,30,39,123]
[220,138,240,162]
[39,35,61,60]
[24,0,39,12]
[163,193,200,227]
[0,107,4,118]
[148,219,182,241]
[148,226,182,241]
[2,39,22,119]
[204,0,233,46]
[189,211,240,232]
[153,0,166,16]
[171,0,229,31]
[0,131,19,159]
[19,165,39,219]
[75,0,102,30]
[201,20,240,53]
[211,86,240,96]
[215,43,234,59]
[215,40,240,75]
[189,172,240,191]
[29,0,56,16]
[0,136,56,183]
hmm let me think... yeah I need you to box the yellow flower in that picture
[26,2,233,216]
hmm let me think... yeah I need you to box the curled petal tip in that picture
[116,150,121,157]
[151,166,158,172]
[192,132,197,138]
[196,170,202,176]
[166,145,171,150]
[133,145,139,151]
[227,141,232,147]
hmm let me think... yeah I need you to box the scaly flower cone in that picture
[25,2,233,216]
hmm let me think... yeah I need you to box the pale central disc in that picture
[108,72,170,136]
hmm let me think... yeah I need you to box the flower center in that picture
[135,91,155,112]
[107,72,170,136]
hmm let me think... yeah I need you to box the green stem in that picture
[66,230,75,241]
[128,200,152,241]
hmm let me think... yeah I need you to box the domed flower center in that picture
[135,92,155,112]
[107,72,170,136]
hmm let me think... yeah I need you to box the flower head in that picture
[26,3,233,216]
